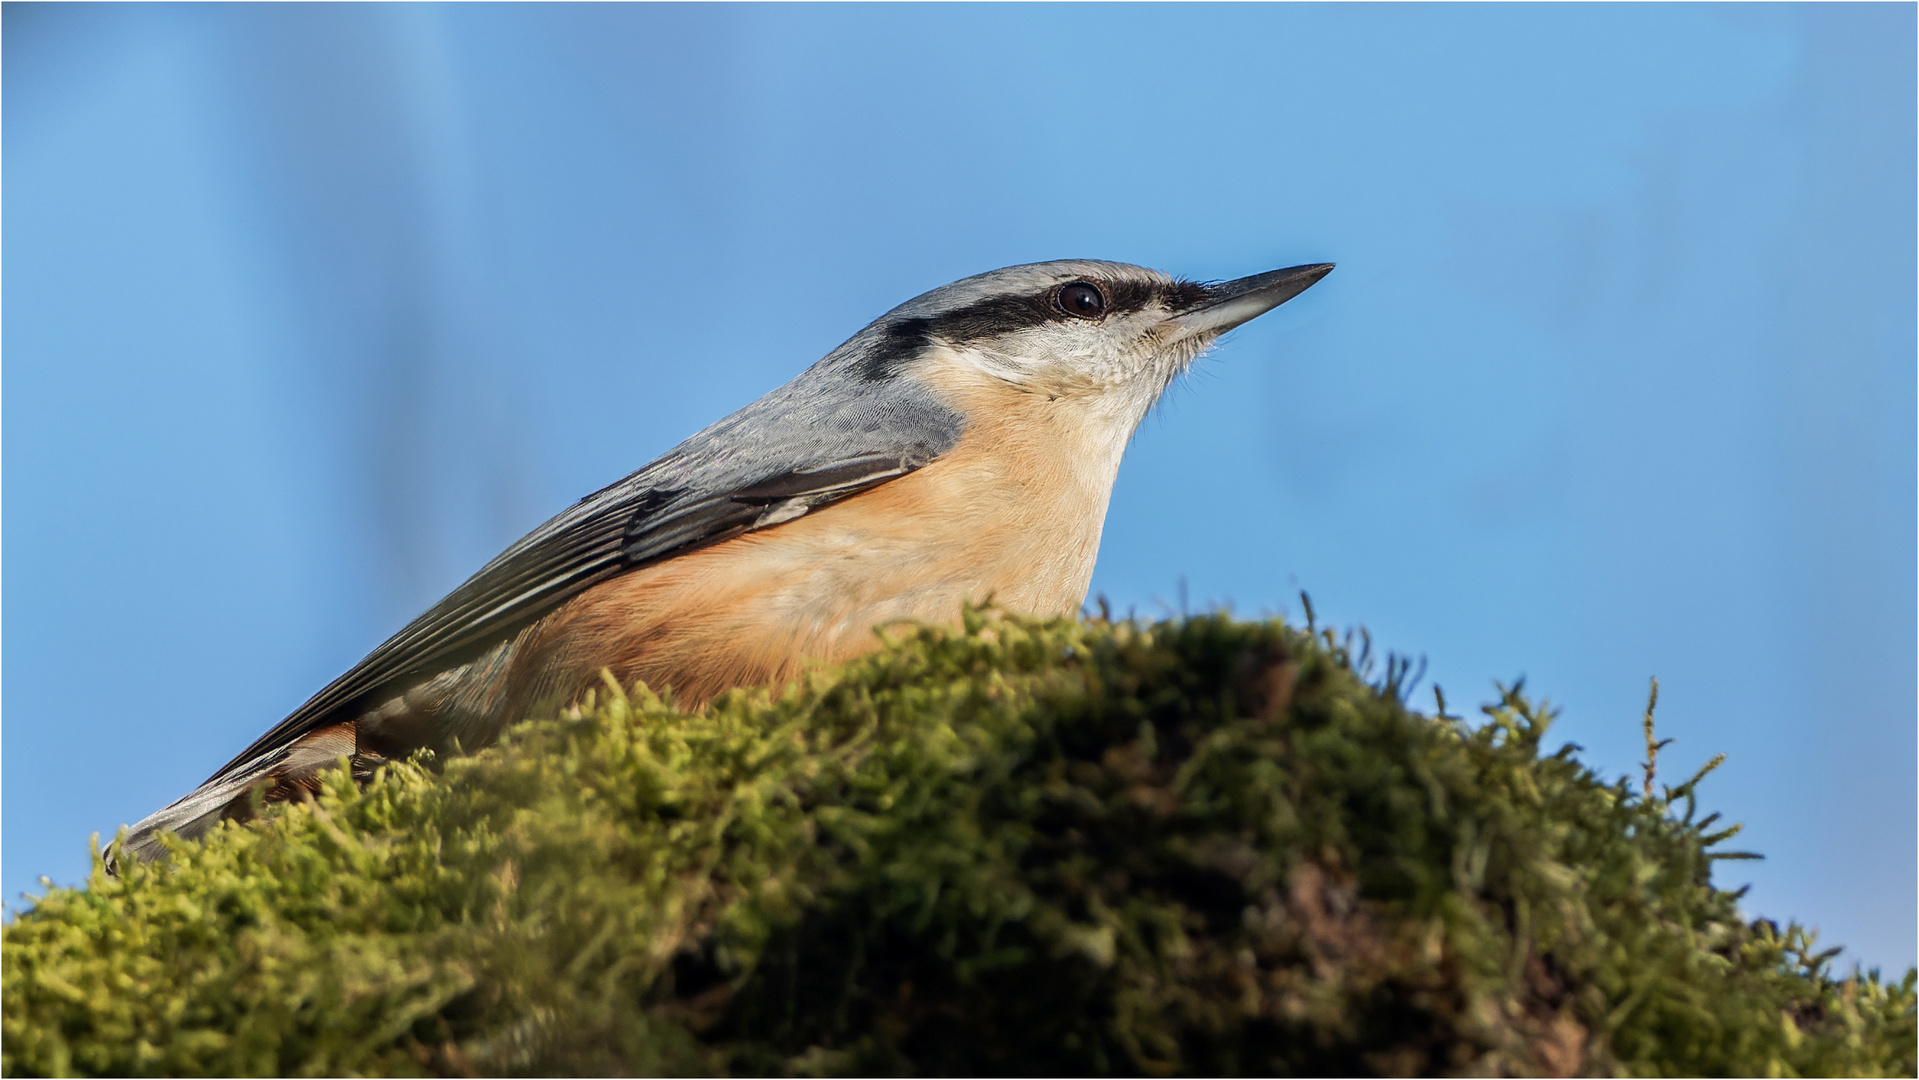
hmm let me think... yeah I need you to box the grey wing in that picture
[198,349,963,787]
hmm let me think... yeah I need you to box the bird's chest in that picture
[522,390,1134,708]
[758,425,1119,621]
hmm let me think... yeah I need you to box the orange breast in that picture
[506,367,1131,712]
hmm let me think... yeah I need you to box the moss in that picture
[4,611,1913,1077]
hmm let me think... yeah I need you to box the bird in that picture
[120,258,1332,862]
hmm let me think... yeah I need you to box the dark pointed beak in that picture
[1168,263,1334,338]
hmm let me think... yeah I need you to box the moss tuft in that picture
[5,612,1912,1076]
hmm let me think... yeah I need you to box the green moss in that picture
[4,612,1913,1076]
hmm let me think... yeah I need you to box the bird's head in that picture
[836,260,1333,438]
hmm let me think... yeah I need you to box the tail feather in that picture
[118,750,287,866]
[116,722,371,868]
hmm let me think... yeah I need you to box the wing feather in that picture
[200,357,962,787]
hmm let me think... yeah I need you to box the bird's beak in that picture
[1167,263,1334,339]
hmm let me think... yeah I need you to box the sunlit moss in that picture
[4,611,1912,1076]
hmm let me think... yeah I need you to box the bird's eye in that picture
[1056,282,1106,320]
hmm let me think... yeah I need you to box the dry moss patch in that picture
[4,612,1913,1076]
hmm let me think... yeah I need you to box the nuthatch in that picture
[123,259,1332,860]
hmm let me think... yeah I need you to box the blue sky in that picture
[5,4,1913,969]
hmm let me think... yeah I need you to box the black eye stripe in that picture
[859,277,1185,358]
[923,295,1058,343]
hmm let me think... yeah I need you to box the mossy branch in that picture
[3,613,1911,1077]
